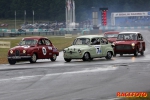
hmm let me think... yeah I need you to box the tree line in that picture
[0,0,150,22]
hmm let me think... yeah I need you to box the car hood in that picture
[107,38,117,43]
[115,41,136,45]
[65,45,90,50]
[10,45,31,50]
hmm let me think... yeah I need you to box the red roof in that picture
[104,31,120,34]
[23,36,48,40]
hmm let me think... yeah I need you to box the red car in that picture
[7,36,59,65]
[114,32,145,56]
[104,31,119,43]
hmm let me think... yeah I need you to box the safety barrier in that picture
[1,26,150,33]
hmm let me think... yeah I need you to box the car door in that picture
[137,33,145,51]
[45,39,53,58]
[37,39,48,59]
[100,37,109,56]
[90,37,102,57]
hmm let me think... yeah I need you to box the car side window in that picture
[137,34,143,41]
[38,39,46,45]
[45,39,51,45]
[100,38,108,44]
[91,38,100,45]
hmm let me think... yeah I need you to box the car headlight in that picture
[23,50,26,53]
[78,49,81,53]
[112,42,115,46]
[63,50,66,53]
[131,43,135,47]
[10,50,13,54]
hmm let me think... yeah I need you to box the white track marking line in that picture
[0,66,117,83]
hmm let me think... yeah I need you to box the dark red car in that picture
[104,31,119,43]
[7,36,59,65]
[114,32,145,56]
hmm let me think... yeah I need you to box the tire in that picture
[50,54,57,61]
[140,50,144,56]
[134,49,138,56]
[8,59,16,65]
[82,52,90,61]
[64,58,72,62]
[113,53,116,57]
[120,54,123,56]
[30,53,37,63]
[90,58,93,60]
[105,51,112,60]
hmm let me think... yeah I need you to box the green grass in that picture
[0,36,75,64]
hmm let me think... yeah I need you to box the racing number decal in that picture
[95,46,101,54]
[42,47,47,55]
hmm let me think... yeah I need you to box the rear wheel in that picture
[64,58,72,62]
[8,59,16,65]
[82,52,90,61]
[30,53,37,63]
[50,54,57,61]
[105,51,112,60]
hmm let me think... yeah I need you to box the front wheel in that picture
[82,52,90,61]
[134,49,138,56]
[64,58,72,62]
[120,54,123,56]
[50,54,57,61]
[8,59,16,65]
[105,51,112,60]
[140,50,144,56]
[30,53,37,63]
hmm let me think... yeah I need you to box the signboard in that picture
[0,41,10,48]
[113,12,150,17]
[65,34,72,38]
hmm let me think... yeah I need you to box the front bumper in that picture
[8,56,31,60]
[114,45,136,54]
[63,52,83,59]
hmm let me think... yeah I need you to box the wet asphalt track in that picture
[0,30,150,100]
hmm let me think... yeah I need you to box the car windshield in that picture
[19,39,38,46]
[73,38,90,45]
[117,33,137,40]
[105,34,118,38]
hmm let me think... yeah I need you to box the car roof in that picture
[23,36,48,40]
[104,31,120,34]
[119,32,140,34]
[77,35,104,39]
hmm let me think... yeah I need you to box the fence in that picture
[1,26,150,37]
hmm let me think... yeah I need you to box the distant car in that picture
[7,36,59,65]
[17,29,26,34]
[63,35,114,62]
[113,32,145,56]
[104,31,119,43]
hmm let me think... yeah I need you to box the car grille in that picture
[15,50,20,56]
[116,45,132,50]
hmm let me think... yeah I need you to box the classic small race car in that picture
[113,32,145,56]
[63,35,114,62]
[104,31,119,43]
[7,36,59,65]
